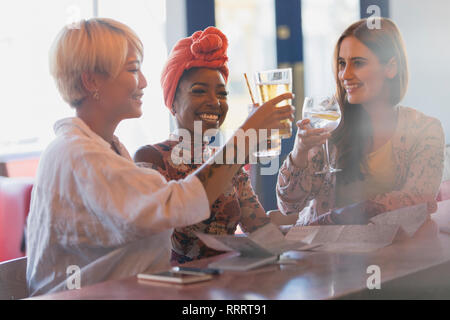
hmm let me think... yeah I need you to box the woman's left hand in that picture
[310,200,383,225]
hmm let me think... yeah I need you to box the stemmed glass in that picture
[302,96,342,175]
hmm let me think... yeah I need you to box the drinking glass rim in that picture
[254,68,292,85]
[254,67,292,74]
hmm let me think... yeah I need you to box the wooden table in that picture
[29,200,450,300]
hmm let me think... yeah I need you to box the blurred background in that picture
[0,0,449,210]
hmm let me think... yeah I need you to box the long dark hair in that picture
[331,18,409,184]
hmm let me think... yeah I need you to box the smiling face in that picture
[172,68,228,135]
[337,36,395,107]
[96,45,147,121]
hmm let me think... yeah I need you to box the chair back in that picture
[0,177,33,262]
[0,257,28,300]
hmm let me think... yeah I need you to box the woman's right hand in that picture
[241,92,295,133]
[195,92,294,206]
[290,118,330,168]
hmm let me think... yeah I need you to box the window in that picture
[215,0,277,141]
[0,0,169,159]
[98,0,170,155]
[301,0,360,97]
[0,1,93,157]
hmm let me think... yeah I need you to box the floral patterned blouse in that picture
[135,138,269,263]
[276,106,445,225]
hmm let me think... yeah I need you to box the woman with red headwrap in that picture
[134,27,278,263]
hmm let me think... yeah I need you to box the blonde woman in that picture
[277,18,444,225]
[26,18,294,295]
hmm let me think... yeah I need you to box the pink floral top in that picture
[135,139,269,263]
[276,106,445,225]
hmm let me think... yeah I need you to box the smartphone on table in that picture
[137,270,213,284]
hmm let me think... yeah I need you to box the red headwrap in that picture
[160,26,229,111]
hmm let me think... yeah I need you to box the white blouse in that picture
[26,117,209,296]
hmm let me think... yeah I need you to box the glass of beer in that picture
[252,68,292,158]
[254,68,293,139]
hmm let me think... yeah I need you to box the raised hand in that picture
[241,92,295,133]
[290,118,330,168]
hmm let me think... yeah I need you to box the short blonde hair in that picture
[49,18,143,107]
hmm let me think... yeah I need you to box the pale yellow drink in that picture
[303,111,341,132]
[252,68,292,158]
[257,82,292,138]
